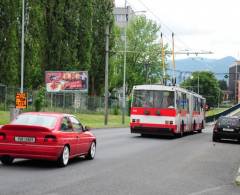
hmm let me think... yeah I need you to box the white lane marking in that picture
[188,184,231,195]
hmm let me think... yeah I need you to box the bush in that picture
[34,86,46,112]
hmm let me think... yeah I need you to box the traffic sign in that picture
[16,92,27,109]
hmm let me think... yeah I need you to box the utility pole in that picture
[104,24,109,125]
[172,33,176,85]
[161,33,166,85]
[20,0,25,93]
[197,73,199,94]
[235,62,238,104]
[122,0,128,124]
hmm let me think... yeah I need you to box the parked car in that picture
[0,112,96,167]
[212,116,240,142]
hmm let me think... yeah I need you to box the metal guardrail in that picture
[206,103,240,123]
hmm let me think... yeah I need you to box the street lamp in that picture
[20,0,25,93]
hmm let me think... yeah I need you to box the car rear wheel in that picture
[58,145,70,167]
[86,141,96,160]
[1,156,14,165]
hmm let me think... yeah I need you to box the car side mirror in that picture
[84,126,91,131]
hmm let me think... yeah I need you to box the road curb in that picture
[235,167,240,186]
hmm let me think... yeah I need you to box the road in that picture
[0,125,240,195]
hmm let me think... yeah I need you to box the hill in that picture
[168,56,236,80]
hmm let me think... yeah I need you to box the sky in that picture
[115,0,240,60]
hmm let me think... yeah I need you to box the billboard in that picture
[45,71,88,92]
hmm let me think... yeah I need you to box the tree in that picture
[0,0,20,86]
[77,0,93,71]
[90,0,114,96]
[181,71,220,106]
[110,16,167,95]
[45,0,80,70]
[0,0,116,95]
[24,0,46,89]
[218,79,228,91]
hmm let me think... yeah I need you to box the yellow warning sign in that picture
[16,92,27,109]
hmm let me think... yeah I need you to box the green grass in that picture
[0,111,130,128]
[0,111,10,124]
[76,113,130,128]
[206,108,228,117]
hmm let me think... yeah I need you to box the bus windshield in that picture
[132,90,175,108]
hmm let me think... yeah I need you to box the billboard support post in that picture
[51,93,53,108]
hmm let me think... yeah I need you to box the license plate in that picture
[15,136,35,143]
[223,128,234,132]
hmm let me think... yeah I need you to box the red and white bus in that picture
[130,85,206,137]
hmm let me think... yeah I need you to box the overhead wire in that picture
[136,0,193,51]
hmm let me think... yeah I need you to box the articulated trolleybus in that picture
[130,85,206,137]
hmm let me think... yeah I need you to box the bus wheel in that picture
[198,121,204,133]
[179,122,184,137]
[193,121,196,131]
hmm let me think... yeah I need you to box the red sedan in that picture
[0,112,96,167]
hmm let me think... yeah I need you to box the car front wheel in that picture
[212,134,220,142]
[86,141,96,160]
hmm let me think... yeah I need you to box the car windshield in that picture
[11,114,57,129]
[218,117,240,127]
[132,90,175,108]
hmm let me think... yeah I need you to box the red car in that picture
[0,112,96,167]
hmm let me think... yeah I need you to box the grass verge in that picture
[206,108,228,117]
[0,111,130,129]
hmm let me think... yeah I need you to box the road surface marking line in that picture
[188,184,231,195]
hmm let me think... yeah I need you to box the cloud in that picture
[115,0,240,59]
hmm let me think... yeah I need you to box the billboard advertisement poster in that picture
[45,71,88,92]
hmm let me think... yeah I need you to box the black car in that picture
[213,116,240,142]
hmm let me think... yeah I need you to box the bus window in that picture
[132,90,153,108]
[132,90,174,108]
[176,92,180,111]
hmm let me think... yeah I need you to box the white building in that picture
[113,6,135,28]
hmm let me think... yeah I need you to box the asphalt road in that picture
[0,125,240,195]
